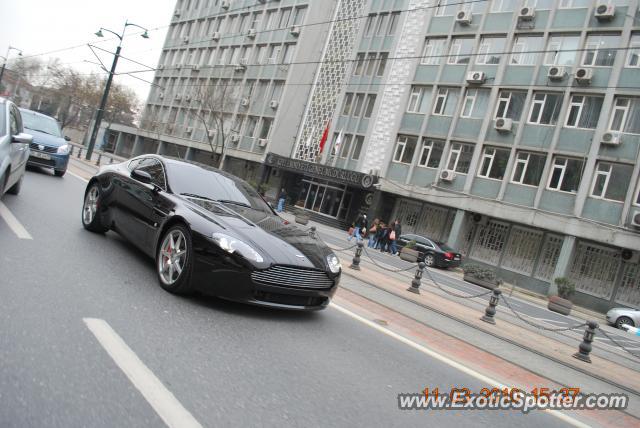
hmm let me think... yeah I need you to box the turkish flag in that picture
[318,121,330,154]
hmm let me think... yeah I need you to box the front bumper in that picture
[28,150,69,171]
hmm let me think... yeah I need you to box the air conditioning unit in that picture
[185,95,191,101]
[221,0,230,9]
[247,28,257,38]
[547,66,566,81]
[192,64,200,71]
[595,4,615,21]
[258,138,268,147]
[157,64,164,70]
[601,131,622,146]
[466,71,486,84]
[235,63,246,71]
[455,10,472,25]
[167,124,174,132]
[158,92,164,99]
[270,100,279,109]
[174,94,182,101]
[173,9,181,17]
[574,67,593,84]
[631,211,640,228]
[240,97,250,107]
[494,117,513,133]
[440,169,457,182]
[230,134,240,143]
[208,130,216,138]
[176,64,182,70]
[182,36,189,44]
[518,6,535,20]
[290,25,300,36]
[472,213,488,226]
[185,127,193,134]
[212,32,221,41]
[239,58,249,66]
[622,249,640,263]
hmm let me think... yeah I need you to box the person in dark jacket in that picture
[348,213,368,242]
[276,188,287,212]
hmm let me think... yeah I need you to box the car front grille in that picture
[29,143,58,154]
[28,157,56,167]
[251,265,334,289]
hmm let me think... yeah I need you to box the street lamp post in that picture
[0,46,24,91]
[85,21,149,161]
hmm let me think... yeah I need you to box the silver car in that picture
[0,98,32,197]
[606,307,640,329]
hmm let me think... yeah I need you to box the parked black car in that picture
[396,234,462,268]
[81,155,341,311]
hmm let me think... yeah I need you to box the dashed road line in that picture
[0,201,33,240]
[84,318,202,428]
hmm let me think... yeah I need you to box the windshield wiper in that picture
[216,199,251,208]
[29,128,55,136]
[180,193,215,202]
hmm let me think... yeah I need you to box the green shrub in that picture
[405,240,417,249]
[554,277,576,300]
[464,264,498,282]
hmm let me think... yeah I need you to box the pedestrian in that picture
[276,188,287,213]
[368,219,379,248]
[375,222,385,250]
[379,223,389,252]
[389,223,398,255]
[348,213,368,242]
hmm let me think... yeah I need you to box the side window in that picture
[138,158,167,189]
[128,158,143,171]
[9,108,19,136]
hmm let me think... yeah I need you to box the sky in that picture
[0,0,177,103]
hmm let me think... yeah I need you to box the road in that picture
[0,170,578,427]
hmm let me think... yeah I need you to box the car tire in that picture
[424,254,435,267]
[7,175,23,195]
[0,171,6,196]
[156,224,194,295]
[81,183,108,233]
[54,169,66,177]
[616,316,634,329]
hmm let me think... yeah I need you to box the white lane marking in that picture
[535,318,569,325]
[83,318,202,428]
[67,170,89,183]
[330,303,590,428]
[0,201,33,240]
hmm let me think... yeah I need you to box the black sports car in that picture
[396,234,462,268]
[81,155,341,310]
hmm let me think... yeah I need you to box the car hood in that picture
[25,128,66,147]
[183,197,333,270]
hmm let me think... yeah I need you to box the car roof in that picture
[141,154,249,185]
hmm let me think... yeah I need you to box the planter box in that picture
[548,295,573,316]
[399,247,419,263]
[295,214,310,225]
[463,274,499,290]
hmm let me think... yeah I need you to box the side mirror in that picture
[64,136,71,141]
[131,168,152,185]
[12,133,33,144]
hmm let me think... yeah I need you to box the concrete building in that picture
[112,0,640,312]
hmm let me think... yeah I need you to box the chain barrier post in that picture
[407,262,426,294]
[77,147,83,159]
[109,156,115,164]
[573,321,598,363]
[349,241,364,270]
[96,152,102,166]
[481,289,501,324]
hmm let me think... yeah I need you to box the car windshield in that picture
[166,161,272,213]
[20,110,62,137]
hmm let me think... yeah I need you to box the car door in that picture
[7,105,28,186]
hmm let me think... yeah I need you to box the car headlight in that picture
[211,232,264,263]
[327,253,341,274]
[57,144,70,155]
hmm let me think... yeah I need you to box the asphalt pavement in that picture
[0,167,575,427]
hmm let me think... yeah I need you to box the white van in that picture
[0,98,32,197]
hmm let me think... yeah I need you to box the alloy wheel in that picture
[158,229,188,285]
[83,186,99,225]
[425,254,435,267]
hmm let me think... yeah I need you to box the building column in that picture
[366,189,383,221]
[114,132,125,155]
[548,236,576,296]
[131,136,144,157]
[446,209,467,250]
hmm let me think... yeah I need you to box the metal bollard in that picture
[95,153,102,166]
[481,288,502,324]
[69,145,74,156]
[573,321,598,363]
[77,147,83,158]
[407,262,426,294]
[349,241,364,270]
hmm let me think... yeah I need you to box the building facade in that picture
[119,0,640,312]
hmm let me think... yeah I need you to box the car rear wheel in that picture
[7,175,23,195]
[616,316,634,329]
[424,254,435,267]
[82,183,108,233]
[157,224,194,295]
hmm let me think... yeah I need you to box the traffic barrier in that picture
[349,241,363,270]
[481,289,501,325]
[407,262,426,294]
[573,321,598,363]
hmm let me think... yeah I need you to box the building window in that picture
[339,134,352,158]
[393,135,418,164]
[363,94,376,118]
[491,0,518,12]
[434,0,457,16]
[258,117,273,139]
[559,0,592,8]
[511,152,546,186]
[407,86,431,113]
[590,162,634,202]
[432,88,459,116]
[476,36,507,65]
[470,221,509,266]
[544,34,580,66]
[375,13,388,37]
[376,53,388,76]
[446,142,474,174]
[565,95,604,129]
[569,242,620,299]
[615,263,640,308]
[548,157,584,193]
[501,227,544,276]
[351,94,364,117]
[534,235,563,281]
[363,14,376,38]
[281,44,295,64]
[351,135,364,160]
[510,35,544,65]
[387,12,400,35]
[292,6,307,26]
[421,38,447,65]
[609,97,640,134]
[478,146,510,180]
[364,52,377,76]
[495,91,526,121]
[528,93,563,125]
[582,34,619,67]
[353,53,365,75]
[341,93,353,116]
[278,8,292,28]
[460,88,490,119]
[447,37,474,65]
[626,34,640,68]
[417,138,444,168]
